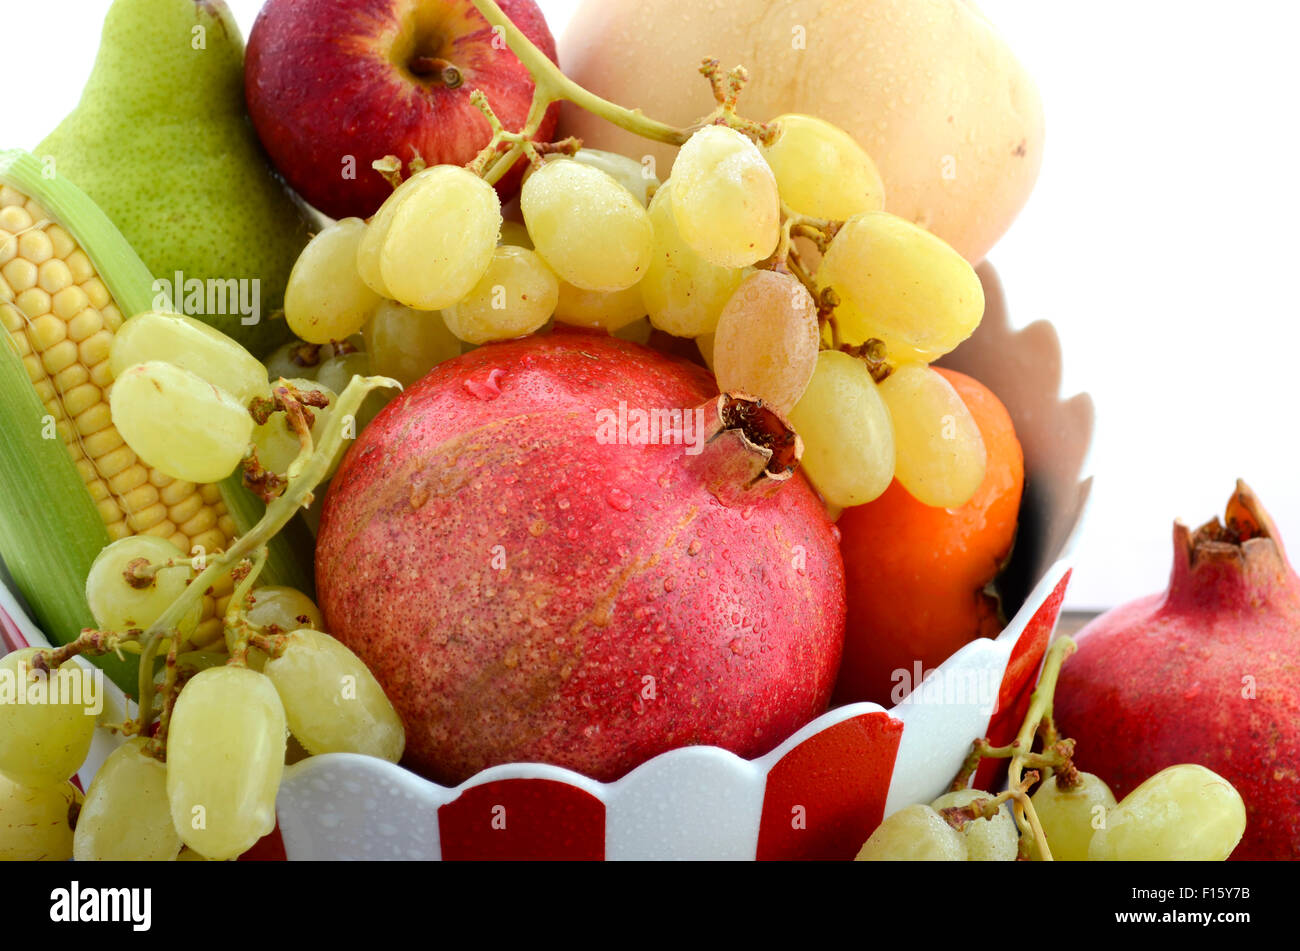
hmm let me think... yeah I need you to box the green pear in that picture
[37,0,312,355]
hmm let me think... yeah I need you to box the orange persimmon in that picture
[833,367,1024,708]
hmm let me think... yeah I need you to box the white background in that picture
[5,1,1298,610]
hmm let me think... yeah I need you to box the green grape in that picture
[612,317,653,345]
[522,158,653,291]
[931,788,1018,861]
[761,113,885,221]
[264,337,361,383]
[498,219,534,249]
[856,804,968,861]
[372,165,501,310]
[284,217,382,344]
[1030,771,1116,861]
[263,628,405,762]
[166,666,287,861]
[878,364,987,508]
[817,211,984,363]
[567,147,659,206]
[363,301,460,386]
[110,361,253,484]
[316,351,391,432]
[251,378,338,477]
[696,332,716,371]
[712,270,819,415]
[111,310,270,405]
[443,245,559,344]
[670,125,780,268]
[0,648,98,787]
[227,586,324,651]
[85,535,198,634]
[73,737,180,861]
[0,773,81,861]
[640,181,744,337]
[787,350,895,507]
[1088,764,1246,861]
[553,280,646,332]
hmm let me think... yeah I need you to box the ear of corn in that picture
[0,149,312,693]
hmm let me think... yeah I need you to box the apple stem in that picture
[467,0,688,146]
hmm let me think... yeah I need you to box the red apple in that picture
[245,0,558,219]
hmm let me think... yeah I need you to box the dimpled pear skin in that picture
[37,0,311,354]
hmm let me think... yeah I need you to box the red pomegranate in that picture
[1055,482,1300,859]
[316,330,846,785]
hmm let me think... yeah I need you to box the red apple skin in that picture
[315,331,846,785]
[245,0,558,219]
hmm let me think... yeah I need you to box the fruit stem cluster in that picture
[948,636,1079,860]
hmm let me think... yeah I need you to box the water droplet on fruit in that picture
[463,367,506,400]
[687,539,702,556]
[606,488,633,511]
[528,519,546,537]
[729,638,743,655]
[557,498,571,510]
[663,577,675,593]
[740,506,754,521]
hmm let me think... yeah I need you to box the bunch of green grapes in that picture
[277,113,987,522]
[855,765,1246,861]
[1,571,406,861]
[2,308,410,860]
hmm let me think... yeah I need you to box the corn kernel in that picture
[65,250,93,283]
[94,444,136,479]
[40,338,78,374]
[81,426,124,458]
[167,492,205,527]
[107,465,148,496]
[46,225,74,260]
[38,259,73,295]
[26,312,66,350]
[53,361,89,392]
[82,277,110,309]
[0,205,33,231]
[62,382,101,418]
[14,288,51,322]
[78,329,113,368]
[74,400,112,437]
[17,230,53,265]
[126,502,170,534]
[3,258,38,292]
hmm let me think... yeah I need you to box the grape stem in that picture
[946,636,1078,860]
[468,0,687,147]
[58,376,399,737]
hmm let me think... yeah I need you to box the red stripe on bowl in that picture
[438,777,606,861]
[974,570,1070,791]
[756,711,904,861]
[0,604,30,653]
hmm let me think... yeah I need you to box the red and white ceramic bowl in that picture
[0,262,1093,860]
